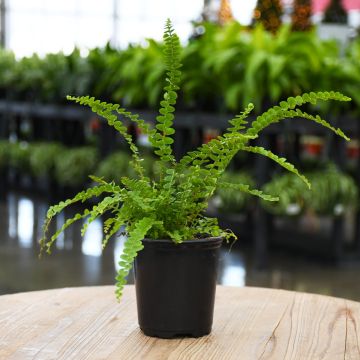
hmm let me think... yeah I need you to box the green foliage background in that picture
[262,165,358,216]
[0,23,359,115]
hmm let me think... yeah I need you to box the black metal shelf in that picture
[0,101,90,121]
[0,100,357,132]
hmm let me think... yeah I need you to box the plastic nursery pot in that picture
[134,237,223,339]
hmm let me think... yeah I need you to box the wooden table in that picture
[1,286,360,359]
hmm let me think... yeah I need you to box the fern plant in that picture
[39,19,351,300]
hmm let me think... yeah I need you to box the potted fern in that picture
[40,20,351,338]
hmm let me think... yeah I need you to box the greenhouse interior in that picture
[1,0,360,356]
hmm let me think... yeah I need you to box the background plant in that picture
[0,49,16,96]
[54,146,98,187]
[262,164,358,216]
[0,23,358,117]
[8,141,32,172]
[87,44,122,102]
[182,22,341,112]
[96,151,132,182]
[107,41,165,108]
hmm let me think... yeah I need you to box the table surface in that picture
[1,285,360,360]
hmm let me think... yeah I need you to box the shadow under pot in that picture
[134,237,223,339]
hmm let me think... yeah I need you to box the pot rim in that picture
[142,236,223,245]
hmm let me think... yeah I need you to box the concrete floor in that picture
[1,191,360,301]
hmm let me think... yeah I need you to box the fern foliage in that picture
[115,217,156,298]
[217,181,279,202]
[246,91,350,139]
[152,19,181,163]
[40,19,351,301]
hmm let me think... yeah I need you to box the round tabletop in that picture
[1,285,359,359]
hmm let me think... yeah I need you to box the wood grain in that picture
[1,286,359,359]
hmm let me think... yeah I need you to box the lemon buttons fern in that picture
[40,19,351,300]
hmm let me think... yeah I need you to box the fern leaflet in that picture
[217,182,279,202]
[115,217,156,300]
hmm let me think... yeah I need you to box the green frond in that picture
[103,226,122,249]
[41,209,90,255]
[115,217,156,300]
[45,183,120,219]
[81,194,122,236]
[247,91,351,137]
[69,95,156,139]
[179,103,257,170]
[112,106,156,139]
[226,103,254,133]
[162,168,176,194]
[102,206,130,249]
[88,174,109,185]
[151,19,182,164]
[165,229,183,243]
[217,181,279,202]
[39,183,120,256]
[279,91,351,110]
[179,132,255,169]
[193,216,222,237]
[282,109,349,141]
[67,95,146,177]
[241,145,311,188]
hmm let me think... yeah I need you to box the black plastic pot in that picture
[134,237,223,339]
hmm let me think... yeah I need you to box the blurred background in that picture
[0,0,360,300]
